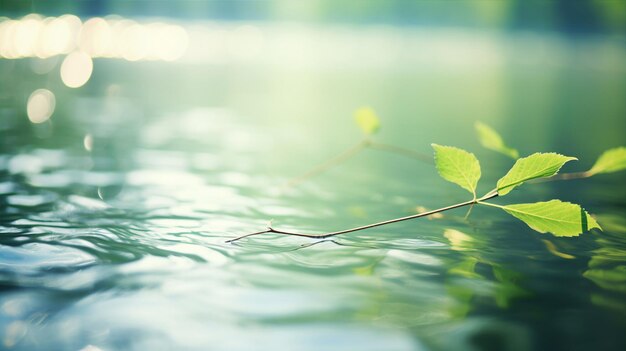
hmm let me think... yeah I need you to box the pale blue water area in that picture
[1,26,626,351]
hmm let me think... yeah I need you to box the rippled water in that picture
[2,29,626,350]
[1,107,624,351]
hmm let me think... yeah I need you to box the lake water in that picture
[1,24,626,351]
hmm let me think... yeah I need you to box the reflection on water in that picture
[1,21,626,351]
[584,215,626,314]
[1,107,625,351]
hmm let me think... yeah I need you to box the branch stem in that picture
[530,171,592,184]
[477,201,504,209]
[280,140,367,190]
[366,141,432,163]
[280,139,432,191]
[226,191,499,243]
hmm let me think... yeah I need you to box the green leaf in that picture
[432,144,481,196]
[588,147,626,175]
[475,121,519,159]
[500,200,601,237]
[354,107,380,135]
[496,152,577,195]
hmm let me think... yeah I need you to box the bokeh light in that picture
[26,89,56,124]
[154,23,188,61]
[79,17,112,57]
[60,51,93,88]
[13,14,42,57]
[83,134,93,151]
[0,14,188,62]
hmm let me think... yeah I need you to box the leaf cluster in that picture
[228,111,625,243]
[475,121,626,177]
[432,144,600,237]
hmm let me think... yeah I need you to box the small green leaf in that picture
[497,153,577,195]
[588,147,626,175]
[432,144,481,197]
[354,107,380,135]
[475,121,519,159]
[501,200,601,237]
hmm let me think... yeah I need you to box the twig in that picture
[366,141,432,163]
[280,139,432,191]
[280,140,368,190]
[226,191,499,243]
[529,171,592,184]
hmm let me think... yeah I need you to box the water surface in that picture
[1,26,626,351]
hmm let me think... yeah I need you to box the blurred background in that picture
[1,1,626,351]
[1,0,625,163]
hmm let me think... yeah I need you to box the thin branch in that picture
[226,191,499,243]
[366,141,432,163]
[280,139,433,191]
[546,171,592,181]
[280,140,367,190]
[477,201,504,209]
[528,171,592,184]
